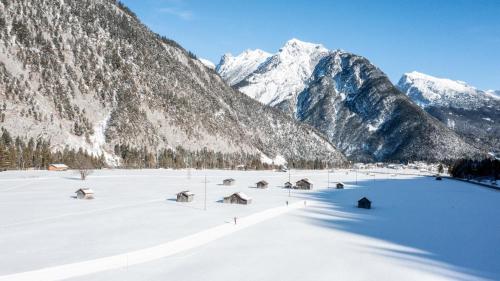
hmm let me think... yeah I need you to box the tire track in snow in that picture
[0,201,308,281]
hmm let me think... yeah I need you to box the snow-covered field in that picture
[0,169,499,281]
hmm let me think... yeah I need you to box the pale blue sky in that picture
[121,0,500,90]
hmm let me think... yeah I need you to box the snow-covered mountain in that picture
[0,0,347,167]
[217,39,328,113]
[198,58,215,69]
[217,41,481,161]
[296,51,479,161]
[398,72,500,152]
[215,49,271,86]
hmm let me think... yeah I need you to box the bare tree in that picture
[77,157,94,180]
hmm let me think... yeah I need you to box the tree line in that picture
[449,158,500,180]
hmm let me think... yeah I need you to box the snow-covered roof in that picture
[223,178,235,182]
[297,178,313,184]
[178,190,194,196]
[75,188,94,194]
[337,182,344,185]
[50,163,68,168]
[257,180,268,185]
[235,192,251,201]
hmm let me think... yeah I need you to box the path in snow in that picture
[0,201,308,281]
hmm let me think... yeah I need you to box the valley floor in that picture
[0,169,498,281]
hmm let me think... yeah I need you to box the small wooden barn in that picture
[336,182,344,189]
[75,188,94,199]
[176,191,194,202]
[435,176,442,181]
[48,163,68,171]
[256,180,268,189]
[223,192,252,205]
[223,178,235,186]
[358,197,371,209]
[295,178,313,190]
[284,182,293,189]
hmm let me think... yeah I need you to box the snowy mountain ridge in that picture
[397,71,499,109]
[215,49,271,86]
[218,38,329,112]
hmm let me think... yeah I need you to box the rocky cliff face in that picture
[296,51,480,162]
[0,0,346,166]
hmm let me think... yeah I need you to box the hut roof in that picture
[75,188,94,195]
[235,192,252,201]
[224,178,235,182]
[284,181,292,185]
[337,182,344,185]
[178,190,194,196]
[256,180,268,185]
[297,178,313,184]
[50,163,68,168]
[358,197,371,203]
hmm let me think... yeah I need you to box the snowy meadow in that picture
[0,169,498,281]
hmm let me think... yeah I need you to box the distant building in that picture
[176,191,194,202]
[357,197,371,209]
[295,178,313,190]
[435,176,442,181]
[256,180,269,189]
[284,182,293,189]
[75,188,94,199]
[223,178,235,186]
[336,182,344,189]
[223,192,252,205]
[48,163,68,171]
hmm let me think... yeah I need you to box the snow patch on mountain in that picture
[215,49,271,86]
[198,58,215,69]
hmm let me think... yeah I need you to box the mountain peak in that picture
[279,38,327,54]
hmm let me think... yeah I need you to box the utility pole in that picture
[288,168,291,197]
[204,175,207,211]
[355,168,358,185]
[327,169,330,189]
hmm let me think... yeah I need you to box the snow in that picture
[397,71,499,109]
[260,153,287,166]
[215,49,271,85]
[236,39,329,107]
[1,169,499,281]
[198,58,215,69]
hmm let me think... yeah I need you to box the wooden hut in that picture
[435,176,442,181]
[223,178,235,186]
[336,182,344,189]
[48,163,68,171]
[295,178,313,190]
[75,188,94,199]
[223,192,252,205]
[176,191,194,202]
[357,197,371,209]
[284,182,293,189]
[256,180,269,189]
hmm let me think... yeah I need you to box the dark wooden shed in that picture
[223,178,235,186]
[75,188,94,199]
[284,182,293,189]
[176,191,194,202]
[357,197,371,209]
[295,178,313,190]
[336,182,344,189]
[256,180,269,189]
[435,176,442,181]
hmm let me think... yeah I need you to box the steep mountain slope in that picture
[397,72,500,152]
[215,49,271,86]
[228,39,329,113]
[0,0,346,166]
[296,51,480,162]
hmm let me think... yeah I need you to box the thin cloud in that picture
[159,7,194,20]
